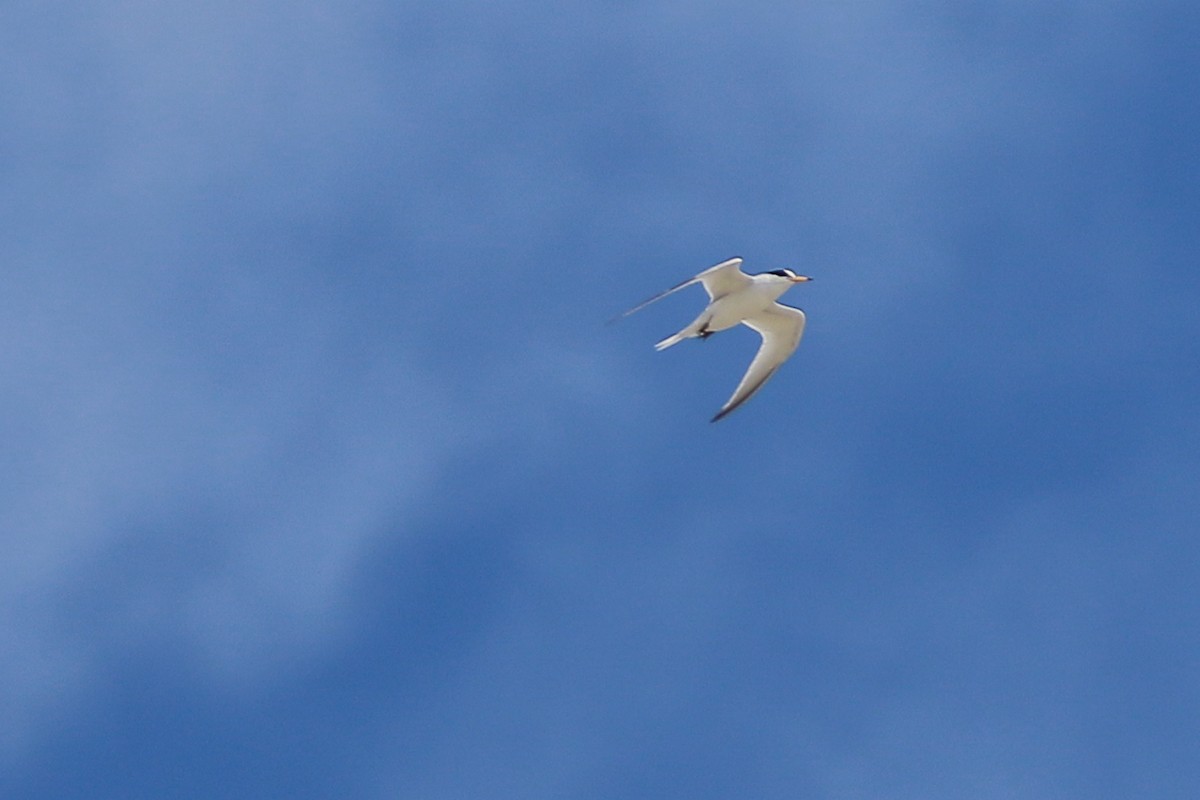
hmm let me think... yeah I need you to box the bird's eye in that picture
[768,269,792,278]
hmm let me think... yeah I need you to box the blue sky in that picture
[3,2,1199,797]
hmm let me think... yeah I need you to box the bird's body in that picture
[615,257,811,421]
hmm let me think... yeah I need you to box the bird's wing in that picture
[711,303,806,422]
[609,257,748,322]
[694,257,750,301]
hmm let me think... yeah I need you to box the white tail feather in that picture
[655,331,688,351]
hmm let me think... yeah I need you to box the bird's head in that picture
[765,269,813,284]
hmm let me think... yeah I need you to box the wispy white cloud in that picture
[0,1,486,761]
[0,260,478,757]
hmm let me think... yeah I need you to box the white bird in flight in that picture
[615,257,812,422]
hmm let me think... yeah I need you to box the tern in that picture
[615,257,812,422]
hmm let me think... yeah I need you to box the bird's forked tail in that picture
[654,334,682,351]
[655,329,693,351]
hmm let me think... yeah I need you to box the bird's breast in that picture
[706,284,785,331]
